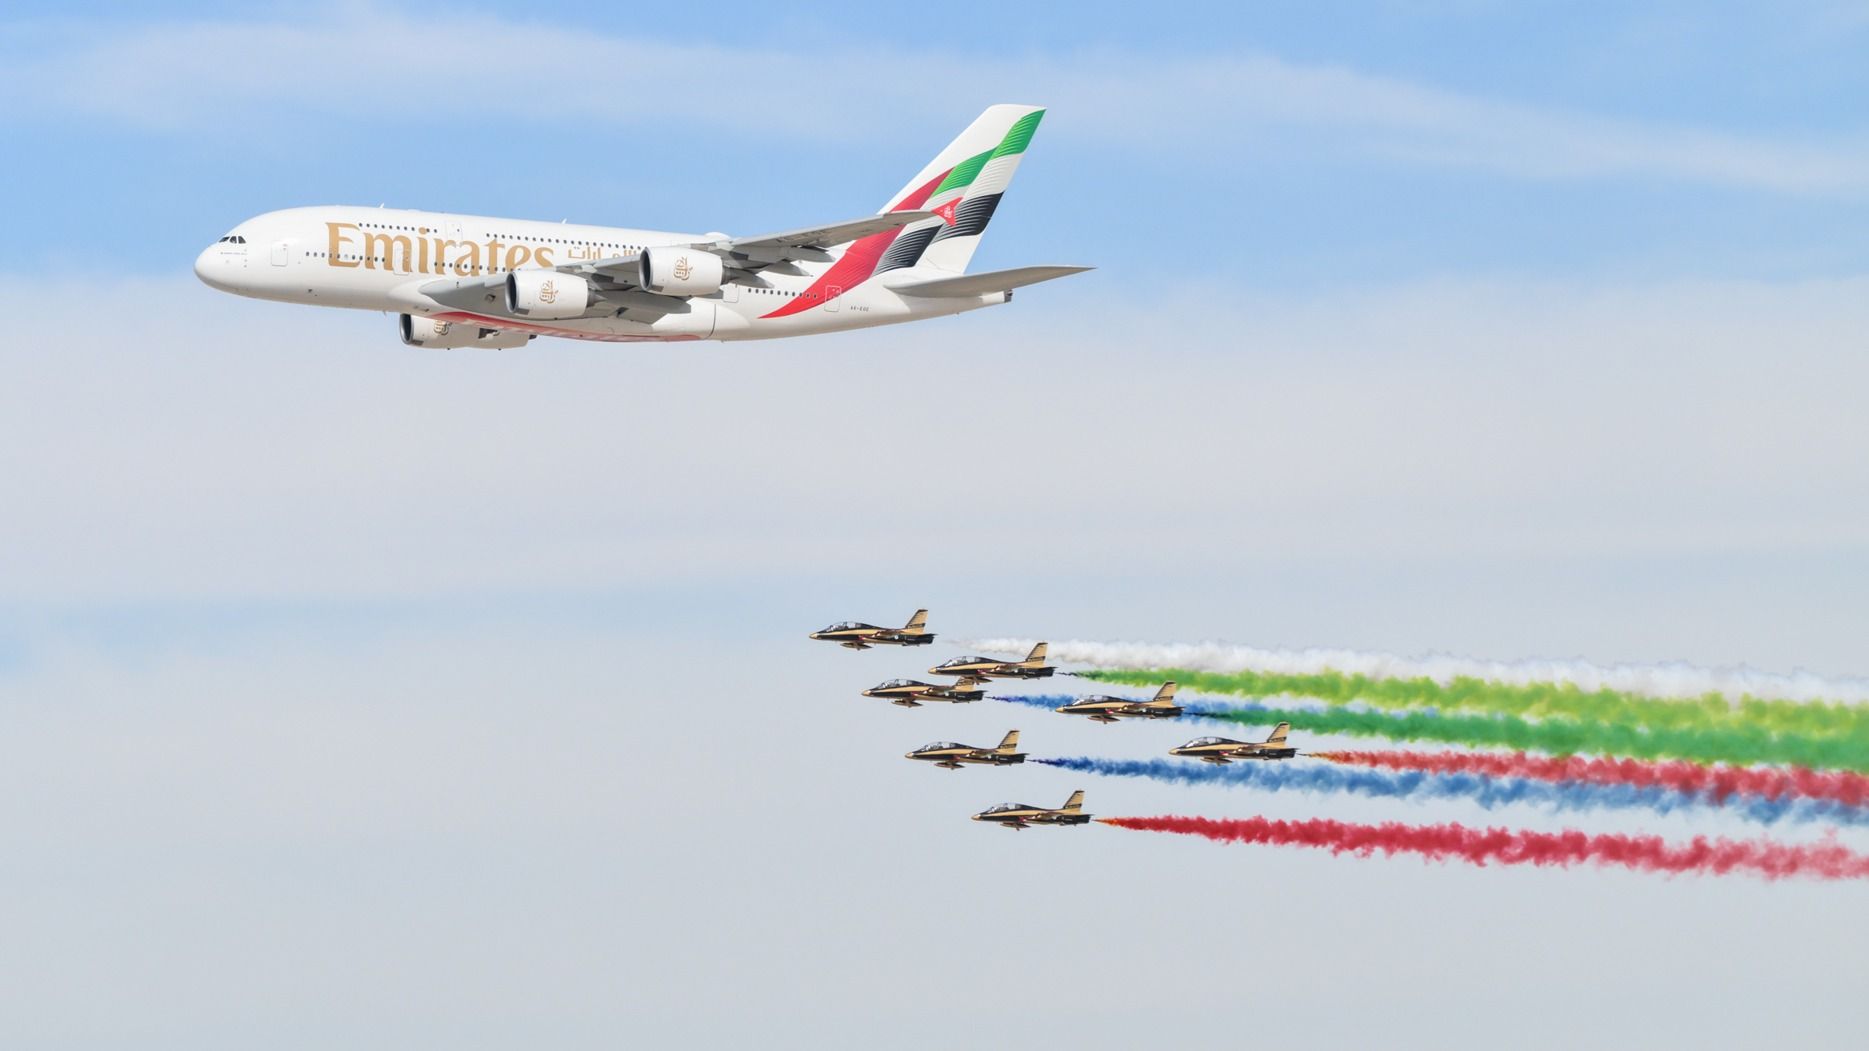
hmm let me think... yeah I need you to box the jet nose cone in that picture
[194,246,230,290]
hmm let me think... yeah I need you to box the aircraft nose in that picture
[194,245,229,289]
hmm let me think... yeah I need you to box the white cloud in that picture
[7,6,1869,192]
[2,273,1867,610]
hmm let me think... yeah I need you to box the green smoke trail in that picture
[1082,667,1869,742]
[1182,700,1869,772]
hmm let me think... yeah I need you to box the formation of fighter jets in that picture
[813,608,1301,828]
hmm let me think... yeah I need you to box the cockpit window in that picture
[919,742,962,752]
[1186,737,1225,746]
[878,679,913,688]
[985,803,1024,813]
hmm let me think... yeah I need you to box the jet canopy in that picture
[982,803,1027,814]
[821,621,869,631]
[1183,736,1235,746]
[939,657,992,667]
[876,678,919,688]
[918,742,964,752]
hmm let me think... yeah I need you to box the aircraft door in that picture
[824,285,842,312]
[271,240,290,267]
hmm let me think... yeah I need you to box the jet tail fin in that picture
[1062,789,1086,812]
[1025,642,1049,664]
[1266,721,1291,746]
[903,608,929,633]
[874,104,1047,276]
[996,730,1021,753]
[1152,681,1178,705]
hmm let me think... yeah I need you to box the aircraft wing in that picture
[418,252,695,319]
[418,212,933,314]
[708,212,936,266]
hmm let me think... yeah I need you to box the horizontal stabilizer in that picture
[890,265,1091,299]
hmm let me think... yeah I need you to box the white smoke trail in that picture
[959,638,1869,704]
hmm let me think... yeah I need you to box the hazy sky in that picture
[2,3,1867,1047]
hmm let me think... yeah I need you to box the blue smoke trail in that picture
[1032,757,1869,828]
[997,694,1081,709]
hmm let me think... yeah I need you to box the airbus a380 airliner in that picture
[194,105,1087,347]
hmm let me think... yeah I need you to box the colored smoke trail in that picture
[1097,815,1869,881]
[1183,700,1869,773]
[1078,667,1869,740]
[1315,750,1869,809]
[961,638,1869,704]
[1033,757,1869,827]
[995,694,1081,710]
[992,692,1869,771]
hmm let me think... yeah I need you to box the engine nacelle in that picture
[399,314,529,350]
[505,270,591,319]
[638,245,723,296]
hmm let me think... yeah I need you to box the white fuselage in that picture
[193,206,1007,343]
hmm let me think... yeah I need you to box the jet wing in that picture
[418,213,932,316]
[417,252,692,320]
[710,212,937,266]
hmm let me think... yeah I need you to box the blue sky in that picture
[5,2,1869,284]
[3,5,1869,1047]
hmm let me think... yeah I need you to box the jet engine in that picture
[504,269,591,319]
[399,314,530,349]
[638,245,724,296]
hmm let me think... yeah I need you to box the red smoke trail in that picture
[1313,750,1869,808]
[1098,815,1869,881]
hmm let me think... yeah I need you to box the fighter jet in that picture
[906,731,1026,770]
[808,609,934,650]
[862,678,986,707]
[929,642,1054,680]
[1170,723,1298,764]
[972,789,1091,829]
[1054,681,1181,723]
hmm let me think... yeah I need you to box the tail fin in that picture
[1062,789,1086,812]
[875,104,1046,277]
[1024,642,1049,664]
[903,608,929,633]
[1152,681,1178,704]
[996,730,1021,753]
[1265,722,1291,746]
